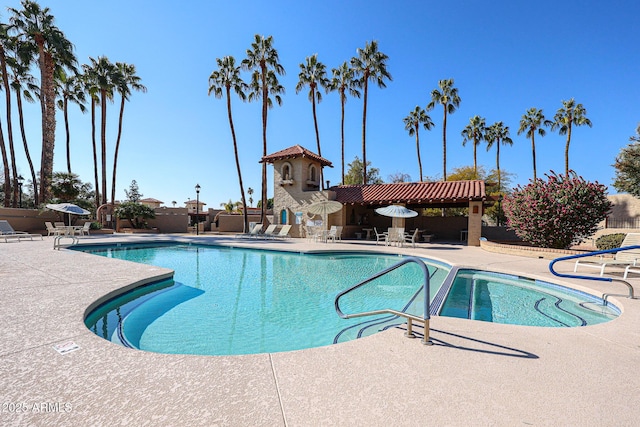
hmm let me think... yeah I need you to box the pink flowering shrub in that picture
[502,172,612,249]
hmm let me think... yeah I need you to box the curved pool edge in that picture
[3,235,640,426]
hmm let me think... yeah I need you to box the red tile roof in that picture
[333,180,486,205]
[261,145,333,167]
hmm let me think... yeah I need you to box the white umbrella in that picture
[375,205,418,228]
[46,203,90,225]
[306,200,343,230]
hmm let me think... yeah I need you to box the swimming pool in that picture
[82,244,619,356]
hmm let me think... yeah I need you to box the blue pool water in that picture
[82,244,619,356]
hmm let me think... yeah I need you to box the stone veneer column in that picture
[467,201,483,246]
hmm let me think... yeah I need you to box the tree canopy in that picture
[613,128,640,197]
[344,156,383,185]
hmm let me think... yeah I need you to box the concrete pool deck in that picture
[1,234,639,426]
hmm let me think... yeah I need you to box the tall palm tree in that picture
[0,23,19,207]
[427,78,461,181]
[241,34,285,224]
[80,64,101,208]
[296,54,329,189]
[209,55,250,232]
[86,56,117,206]
[551,98,592,176]
[518,107,551,181]
[56,70,86,174]
[403,106,434,182]
[328,61,360,184]
[461,115,487,178]
[7,40,39,204]
[9,0,77,203]
[485,121,513,191]
[111,62,146,210]
[351,40,392,185]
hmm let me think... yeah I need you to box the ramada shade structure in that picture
[332,180,487,208]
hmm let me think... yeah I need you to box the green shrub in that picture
[502,171,612,249]
[595,233,626,250]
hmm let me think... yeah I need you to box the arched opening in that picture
[280,209,287,225]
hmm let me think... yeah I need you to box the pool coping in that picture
[1,234,639,426]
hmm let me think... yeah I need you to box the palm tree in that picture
[9,0,77,203]
[56,70,86,174]
[111,62,146,210]
[220,199,237,214]
[402,106,434,181]
[0,24,19,207]
[7,40,39,204]
[485,121,513,190]
[89,56,118,206]
[518,107,551,181]
[241,34,285,224]
[296,54,329,189]
[427,78,461,181]
[209,55,249,232]
[80,64,101,208]
[461,115,487,178]
[247,187,254,207]
[328,61,360,184]
[351,40,392,185]
[551,98,592,176]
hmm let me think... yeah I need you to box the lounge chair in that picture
[236,223,262,238]
[574,233,640,276]
[404,229,420,248]
[274,224,291,239]
[0,220,43,242]
[260,224,279,239]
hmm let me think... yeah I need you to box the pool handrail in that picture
[334,256,433,345]
[548,245,637,299]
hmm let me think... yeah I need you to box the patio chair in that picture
[45,221,63,236]
[386,227,405,247]
[574,233,640,276]
[79,222,91,236]
[373,227,387,245]
[326,226,343,243]
[404,229,420,248]
[274,224,292,239]
[0,220,43,242]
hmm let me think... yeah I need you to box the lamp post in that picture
[16,175,24,208]
[195,183,201,235]
[497,194,503,227]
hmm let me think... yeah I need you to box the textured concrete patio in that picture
[1,234,639,426]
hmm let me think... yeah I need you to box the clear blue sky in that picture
[5,0,639,208]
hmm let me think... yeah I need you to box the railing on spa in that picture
[548,246,638,300]
[334,257,433,345]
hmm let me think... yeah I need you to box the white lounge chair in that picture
[236,223,262,238]
[574,233,640,276]
[0,220,43,242]
[260,224,279,239]
[274,224,292,239]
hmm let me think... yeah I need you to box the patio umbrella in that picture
[46,203,90,225]
[375,205,418,228]
[306,200,343,230]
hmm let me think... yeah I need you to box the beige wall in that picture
[1,207,66,234]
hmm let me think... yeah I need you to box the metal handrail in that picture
[548,245,638,299]
[334,257,432,345]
